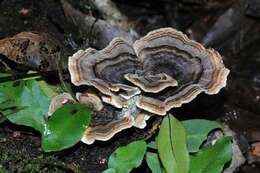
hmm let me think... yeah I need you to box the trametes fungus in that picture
[49,27,229,144]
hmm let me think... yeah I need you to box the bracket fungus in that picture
[48,91,150,144]
[49,27,229,144]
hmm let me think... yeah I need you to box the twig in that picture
[0,73,42,83]
[55,53,72,94]
[0,58,12,71]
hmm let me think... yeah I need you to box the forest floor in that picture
[1,0,260,172]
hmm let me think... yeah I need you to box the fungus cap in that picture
[69,27,229,116]
[51,27,230,144]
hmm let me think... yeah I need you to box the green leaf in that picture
[0,74,93,152]
[108,140,147,173]
[182,119,223,152]
[190,136,232,173]
[102,168,116,173]
[147,140,157,150]
[146,152,163,173]
[0,80,50,133]
[42,103,91,152]
[0,79,24,104]
[157,115,189,173]
[38,80,60,98]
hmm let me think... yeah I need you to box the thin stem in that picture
[0,72,41,83]
[55,53,75,99]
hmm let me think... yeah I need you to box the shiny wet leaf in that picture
[182,119,223,152]
[146,152,164,173]
[42,103,91,152]
[157,115,189,173]
[190,136,232,173]
[0,77,50,133]
[107,140,147,173]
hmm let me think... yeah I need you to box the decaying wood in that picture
[61,0,137,50]
[90,0,129,30]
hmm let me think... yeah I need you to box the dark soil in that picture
[0,117,160,173]
[1,0,260,172]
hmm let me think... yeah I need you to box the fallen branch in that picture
[61,0,137,50]
[90,0,128,29]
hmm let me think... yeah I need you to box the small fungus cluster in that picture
[49,28,229,144]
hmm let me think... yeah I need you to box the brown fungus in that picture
[81,109,151,144]
[50,27,229,144]
[133,28,229,115]
[47,92,75,116]
[76,92,104,111]
[69,38,141,109]
[69,28,229,115]
[48,92,151,144]
[82,116,134,144]
[124,72,178,93]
